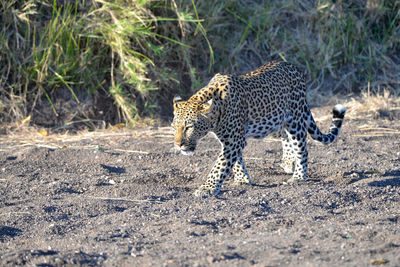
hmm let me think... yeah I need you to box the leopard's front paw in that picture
[194,185,220,198]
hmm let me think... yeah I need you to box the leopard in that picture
[171,61,346,197]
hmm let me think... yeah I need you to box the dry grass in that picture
[0,123,174,153]
[355,126,400,137]
[345,87,400,119]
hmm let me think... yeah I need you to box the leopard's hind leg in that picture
[280,130,296,174]
[284,119,308,183]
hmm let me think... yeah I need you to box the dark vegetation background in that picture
[0,0,399,130]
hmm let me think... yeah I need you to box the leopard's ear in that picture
[173,95,183,103]
[198,99,213,115]
[173,95,183,109]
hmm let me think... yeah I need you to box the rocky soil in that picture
[1,106,399,266]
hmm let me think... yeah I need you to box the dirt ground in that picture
[0,105,399,266]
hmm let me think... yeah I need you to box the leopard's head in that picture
[171,96,213,155]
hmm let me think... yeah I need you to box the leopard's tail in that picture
[307,104,346,144]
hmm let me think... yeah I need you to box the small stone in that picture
[350,172,359,178]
